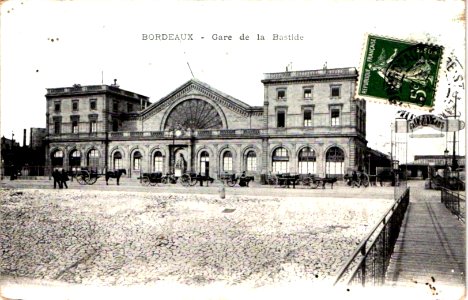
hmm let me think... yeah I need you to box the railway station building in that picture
[44,67,369,181]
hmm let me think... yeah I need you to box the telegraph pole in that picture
[452,95,458,169]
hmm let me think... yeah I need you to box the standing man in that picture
[61,169,69,189]
[52,169,62,189]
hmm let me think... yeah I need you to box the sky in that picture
[0,0,465,164]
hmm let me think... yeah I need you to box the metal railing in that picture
[333,187,410,287]
[441,188,465,222]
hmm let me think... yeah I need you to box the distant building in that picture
[30,128,47,150]
[44,68,370,180]
[402,155,465,179]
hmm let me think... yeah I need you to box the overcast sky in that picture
[1,0,465,163]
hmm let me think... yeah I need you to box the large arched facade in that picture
[45,74,368,181]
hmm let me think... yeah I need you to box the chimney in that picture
[23,129,26,147]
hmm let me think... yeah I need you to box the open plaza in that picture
[0,179,395,292]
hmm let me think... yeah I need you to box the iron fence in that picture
[333,187,410,287]
[441,188,465,222]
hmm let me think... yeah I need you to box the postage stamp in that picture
[357,34,444,109]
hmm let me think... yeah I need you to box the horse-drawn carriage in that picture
[138,172,215,187]
[71,168,126,185]
[302,175,338,189]
[343,171,370,187]
[266,172,338,189]
[220,172,254,187]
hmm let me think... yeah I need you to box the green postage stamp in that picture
[358,35,444,109]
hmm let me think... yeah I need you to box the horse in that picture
[321,177,337,189]
[105,169,127,185]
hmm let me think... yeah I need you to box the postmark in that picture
[358,35,444,109]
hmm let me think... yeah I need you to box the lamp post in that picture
[172,128,182,174]
[444,148,449,188]
[367,153,371,175]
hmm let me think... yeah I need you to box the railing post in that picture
[382,219,387,285]
[361,241,366,287]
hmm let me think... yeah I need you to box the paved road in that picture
[1,177,395,199]
[386,181,466,298]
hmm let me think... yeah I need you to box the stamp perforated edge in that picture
[355,33,447,113]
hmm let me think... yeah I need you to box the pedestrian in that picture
[351,170,360,188]
[52,169,62,189]
[61,169,69,189]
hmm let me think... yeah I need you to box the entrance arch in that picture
[163,99,225,130]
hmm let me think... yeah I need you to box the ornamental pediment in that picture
[141,79,262,121]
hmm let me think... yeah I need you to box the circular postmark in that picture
[384,43,444,107]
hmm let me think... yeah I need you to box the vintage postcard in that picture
[0,1,465,300]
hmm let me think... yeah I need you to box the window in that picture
[304,88,312,99]
[326,147,345,177]
[277,111,285,128]
[272,147,289,174]
[72,100,79,111]
[304,110,312,127]
[90,99,97,110]
[331,86,341,97]
[112,119,119,132]
[133,151,142,171]
[200,151,210,176]
[113,152,122,170]
[153,151,163,172]
[277,89,286,100]
[70,150,81,171]
[87,149,99,171]
[298,147,316,174]
[54,101,61,112]
[223,151,233,172]
[90,121,97,133]
[113,101,119,112]
[127,103,133,112]
[331,109,340,126]
[246,151,257,172]
[51,150,64,167]
[72,120,79,133]
[54,121,61,134]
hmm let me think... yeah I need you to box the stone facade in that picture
[45,68,368,180]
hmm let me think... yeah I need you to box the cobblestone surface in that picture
[0,188,392,287]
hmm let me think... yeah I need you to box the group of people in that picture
[348,170,368,188]
[52,169,70,189]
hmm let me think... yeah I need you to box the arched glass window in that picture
[326,147,345,177]
[133,151,142,171]
[51,150,64,167]
[246,151,257,172]
[113,152,122,170]
[223,151,233,172]
[298,147,316,174]
[272,147,289,174]
[87,149,99,171]
[200,151,210,176]
[153,151,163,172]
[69,150,81,171]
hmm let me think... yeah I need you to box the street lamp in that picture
[367,153,371,175]
[444,148,449,188]
[172,128,182,174]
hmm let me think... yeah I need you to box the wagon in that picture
[139,172,164,186]
[220,172,254,187]
[73,168,99,185]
